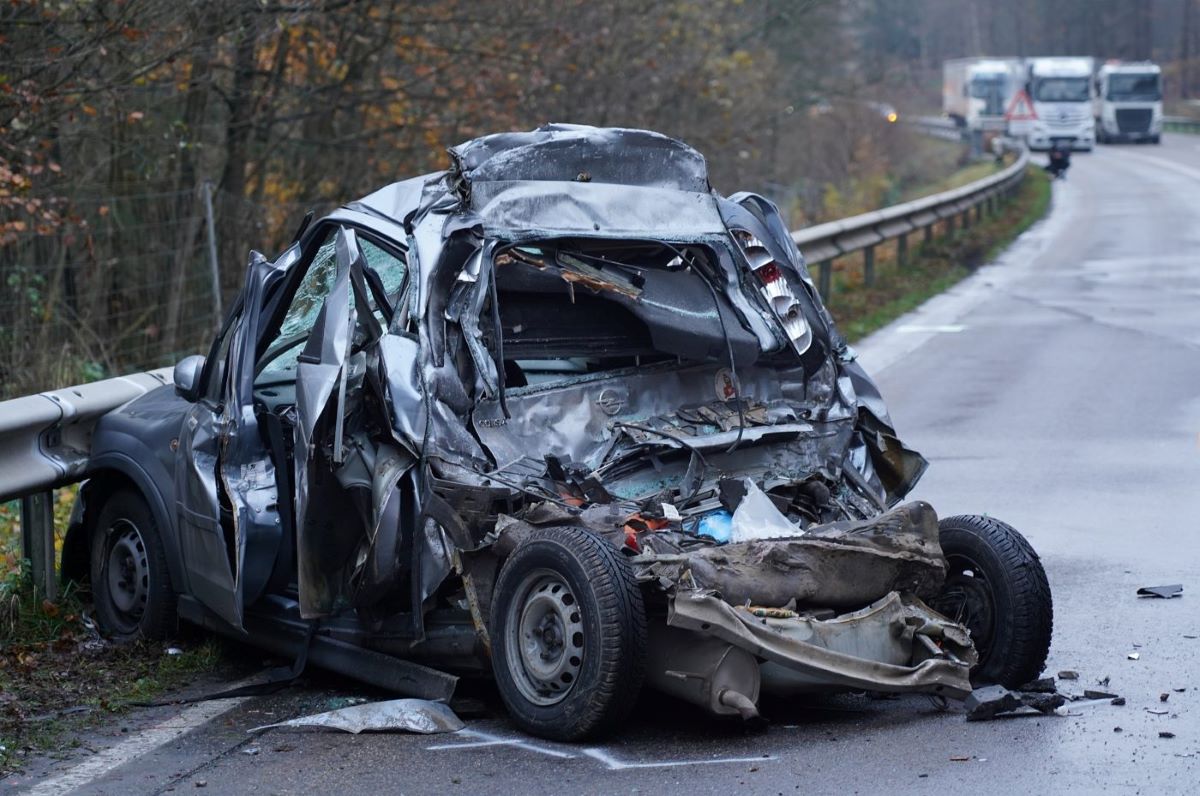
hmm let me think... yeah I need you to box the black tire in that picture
[490,526,646,741]
[930,515,1052,688]
[90,489,177,640]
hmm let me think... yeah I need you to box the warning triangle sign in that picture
[1005,89,1037,121]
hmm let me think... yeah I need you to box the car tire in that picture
[1151,135,1161,145]
[930,515,1052,688]
[490,526,646,741]
[90,489,177,641]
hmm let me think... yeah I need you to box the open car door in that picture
[175,247,297,628]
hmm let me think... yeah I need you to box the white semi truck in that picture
[943,57,1024,132]
[1023,56,1095,151]
[1093,61,1162,144]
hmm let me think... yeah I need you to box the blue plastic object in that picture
[695,510,733,544]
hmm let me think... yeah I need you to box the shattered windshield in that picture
[257,232,407,382]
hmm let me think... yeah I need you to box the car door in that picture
[174,245,299,628]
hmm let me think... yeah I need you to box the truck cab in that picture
[943,57,1022,133]
[1094,62,1162,144]
[1025,57,1095,151]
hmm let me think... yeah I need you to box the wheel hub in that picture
[106,520,149,620]
[507,571,585,706]
[933,555,996,660]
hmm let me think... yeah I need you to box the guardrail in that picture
[0,368,171,599]
[2,145,1033,600]
[905,115,964,142]
[1163,115,1200,134]
[794,147,1030,298]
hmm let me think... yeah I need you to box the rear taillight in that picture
[736,231,811,354]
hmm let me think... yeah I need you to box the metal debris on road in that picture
[1111,697,1127,706]
[1083,690,1119,700]
[1146,708,1169,716]
[1021,677,1057,693]
[963,684,1067,721]
[1127,652,1140,660]
[249,698,464,735]
[1058,671,1080,680]
[1137,584,1183,599]
[1159,731,1176,739]
[1160,693,1170,702]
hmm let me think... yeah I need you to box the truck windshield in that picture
[1107,74,1161,102]
[969,77,1007,115]
[1032,77,1089,102]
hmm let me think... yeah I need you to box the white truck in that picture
[1023,56,1095,151]
[1093,61,1162,144]
[943,57,1024,132]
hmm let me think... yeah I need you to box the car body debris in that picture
[963,684,1067,721]
[249,698,464,735]
[1137,584,1183,599]
[63,124,1055,741]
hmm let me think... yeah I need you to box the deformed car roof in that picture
[349,124,731,241]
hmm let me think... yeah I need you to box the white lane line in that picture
[582,747,775,770]
[21,697,248,796]
[426,728,576,759]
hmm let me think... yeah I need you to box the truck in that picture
[1023,56,1095,151]
[943,57,1024,133]
[1093,61,1162,144]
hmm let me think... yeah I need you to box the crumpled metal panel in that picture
[680,501,946,608]
[668,590,973,700]
[448,124,711,193]
[294,229,357,618]
[251,698,463,735]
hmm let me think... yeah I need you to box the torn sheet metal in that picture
[658,501,945,609]
[250,698,464,735]
[669,590,974,700]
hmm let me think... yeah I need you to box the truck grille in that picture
[1116,108,1152,133]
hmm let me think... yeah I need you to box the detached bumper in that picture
[644,590,975,718]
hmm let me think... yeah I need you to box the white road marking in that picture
[582,747,775,770]
[426,728,576,759]
[22,697,248,796]
[853,172,1078,376]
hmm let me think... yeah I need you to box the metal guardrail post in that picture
[818,260,832,298]
[923,224,933,244]
[21,490,56,601]
[897,233,908,268]
[864,246,875,287]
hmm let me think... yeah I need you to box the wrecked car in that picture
[62,125,1053,740]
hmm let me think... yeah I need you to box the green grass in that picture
[825,165,1052,342]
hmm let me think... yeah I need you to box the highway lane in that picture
[13,134,1200,794]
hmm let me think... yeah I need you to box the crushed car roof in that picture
[349,124,729,241]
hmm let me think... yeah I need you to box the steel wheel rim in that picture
[933,553,997,662]
[505,569,585,706]
[105,519,149,627]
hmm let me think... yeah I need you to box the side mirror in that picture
[173,355,206,402]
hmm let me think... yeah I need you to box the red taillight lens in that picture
[755,262,783,284]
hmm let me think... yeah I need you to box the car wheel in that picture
[490,526,646,740]
[90,489,177,640]
[929,515,1052,688]
[1151,135,1161,145]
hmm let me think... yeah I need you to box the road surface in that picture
[10,135,1200,795]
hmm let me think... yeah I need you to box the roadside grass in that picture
[0,631,229,776]
[0,490,234,776]
[824,165,1052,342]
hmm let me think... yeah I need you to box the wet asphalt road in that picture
[13,135,1200,794]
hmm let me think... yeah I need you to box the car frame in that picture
[62,125,1053,740]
